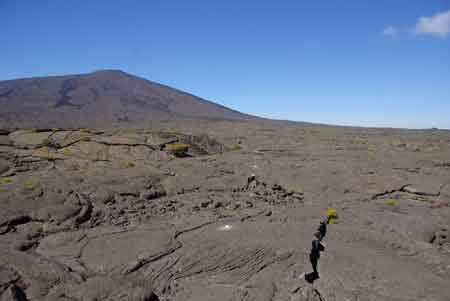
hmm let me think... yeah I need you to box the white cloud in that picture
[414,10,450,38]
[382,26,398,36]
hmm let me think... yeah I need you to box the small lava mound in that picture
[160,132,227,156]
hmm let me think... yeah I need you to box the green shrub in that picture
[41,138,60,148]
[123,160,136,168]
[386,199,398,206]
[79,136,91,142]
[325,208,338,224]
[166,143,189,157]
[23,179,39,190]
[62,147,73,155]
[0,177,13,185]
[41,138,52,146]
[328,217,338,224]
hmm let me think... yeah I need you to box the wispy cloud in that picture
[382,26,398,36]
[414,10,450,38]
[383,10,450,39]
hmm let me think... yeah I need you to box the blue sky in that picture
[1,0,450,129]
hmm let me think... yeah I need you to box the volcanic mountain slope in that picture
[0,70,254,128]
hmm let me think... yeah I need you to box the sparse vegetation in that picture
[328,218,338,224]
[81,169,98,176]
[166,143,189,157]
[23,179,40,190]
[41,138,52,146]
[231,143,242,151]
[40,138,61,148]
[0,177,13,185]
[123,160,136,168]
[325,208,338,224]
[79,128,91,133]
[79,136,91,142]
[386,199,398,206]
[62,147,73,155]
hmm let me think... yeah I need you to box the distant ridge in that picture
[0,70,256,128]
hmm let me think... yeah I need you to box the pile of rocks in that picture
[235,174,304,205]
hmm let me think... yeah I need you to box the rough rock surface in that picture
[1,123,450,300]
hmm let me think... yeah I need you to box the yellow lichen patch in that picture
[79,136,91,142]
[0,177,13,185]
[79,128,91,133]
[23,179,40,190]
[122,160,136,168]
[386,199,398,206]
[231,144,242,151]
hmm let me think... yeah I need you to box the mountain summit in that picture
[0,70,254,128]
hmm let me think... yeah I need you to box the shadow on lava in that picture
[304,271,319,283]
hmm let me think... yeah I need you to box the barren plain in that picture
[1,119,450,300]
